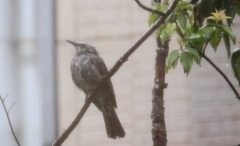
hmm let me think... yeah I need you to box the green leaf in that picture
[176,22,185,38]
[176,0,192,11]
[194,38,205,52]
[165,50,179,73]
[148,4,160,26]
[180,51,193,75]
[223,33,231,58]
[199,25,216,42]
[192,22,199,33]
[172,58,179,69]
[184,33,201,41]
[148,4,169,26]
[167,50,179,65]
[209,28,222,51]
[160,27,168,45]
[184,25,192,36]
[177,12,187,29]
[148,13,160,26]
[165,11,177,22]
[188,48,201,65]
[166,23,176,38]
[158,23,176,45]
[231,47,240,86]
[220,25,236,44]
[165,65,172,73]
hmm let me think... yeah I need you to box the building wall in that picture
[0,1,56,146]
[56,0,240,145]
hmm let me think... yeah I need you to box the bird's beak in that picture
[66,40,78,47]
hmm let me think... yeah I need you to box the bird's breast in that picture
[70,56,87,91]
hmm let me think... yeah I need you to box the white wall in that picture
[0,0,57,146]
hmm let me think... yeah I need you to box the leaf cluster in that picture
[148,0,240,85]
[195,0,240,26]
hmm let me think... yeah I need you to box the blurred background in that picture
[0,0,240,146]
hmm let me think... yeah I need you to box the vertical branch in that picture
[151,38,169,146]
[150,0,178,145]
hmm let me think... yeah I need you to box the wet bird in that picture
[67,40,125,139]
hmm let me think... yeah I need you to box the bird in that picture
[66,40,125,139]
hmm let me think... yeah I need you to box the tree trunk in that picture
[151,36,169,146]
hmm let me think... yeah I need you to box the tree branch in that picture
[151,37,169,146]
[202,33,214,54]
[135,0,164,16]
[191,36,240,99]
[53,0,179,145]
[174,21,240,99]
[193,44,240,99]
[174,21,184,39]
[201,53,240,100]
[0,95,21,146]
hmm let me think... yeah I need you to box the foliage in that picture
[149,0,240,85]
[231,47,240,86]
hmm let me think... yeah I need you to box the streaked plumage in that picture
[67,40,125,139]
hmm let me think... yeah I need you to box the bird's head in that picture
[66,40,99,55]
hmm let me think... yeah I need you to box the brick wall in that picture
[56,0,240,145]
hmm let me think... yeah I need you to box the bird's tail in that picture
[103,109,125,139]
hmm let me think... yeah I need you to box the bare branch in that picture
[8,102,15,113]
[175,20,240,99]
[52,0,179,145]
[135,0,164,16]
[188,37,239,99]
[0,95,21,146]
[201,53,240,100]
[3,93,9,101]
[174,20,184,38]
[202,33,214,55]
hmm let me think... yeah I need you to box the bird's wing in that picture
[80,57,102,89]
[90,54,117,108]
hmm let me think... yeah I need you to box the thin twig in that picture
[202,32,215,54]
[135,0,164,16]
[175,20,240,99]
[0,95,21,146]
[3,93,9,101]
[201,53,240,100]
[194,35,239,99]
[8,102,15,113]
[174,21,184,38]
[192,43,240,99]
[52,0,179,145]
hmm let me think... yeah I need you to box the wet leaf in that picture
[223,33,231,58]
[148,4,168,26]
[177,12,187,29]
[184,33,201,41]
[231,47,240,86]
[220,25,236,44]
[158,23,176,45]
[188,48,201,65]
[199,25,216,42]
[165,50,179,73]
[209,28,222,51]
[180,51,193,75]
